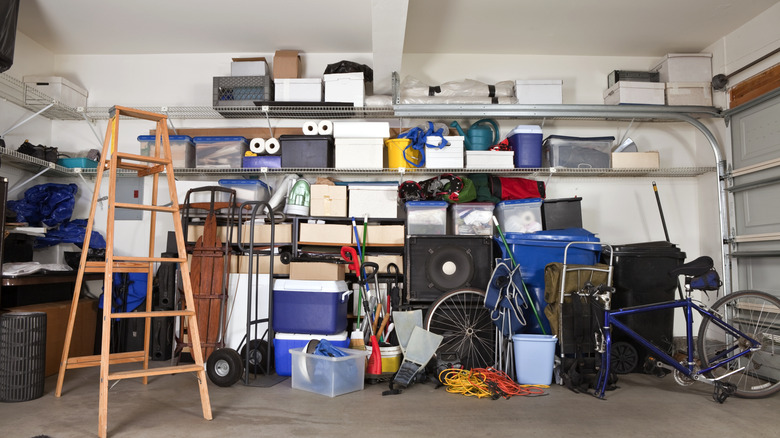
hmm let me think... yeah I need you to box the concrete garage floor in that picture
[2,366,779,438]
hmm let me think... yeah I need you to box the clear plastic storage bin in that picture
[290,347,369,397]
[450,202,495,235]
[495,199,543,233]
[542,135,614,169]
[406,201,448,235]
[138,135,195,168]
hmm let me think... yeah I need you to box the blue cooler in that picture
[272,280,351,335]
[507,125,543,168]
[273,331,349,376]
[497,228,601,334]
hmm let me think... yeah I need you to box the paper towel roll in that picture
[303,121,318,135]
[317,120,333,135]
[249,138,266,154]
[264,138,281,155]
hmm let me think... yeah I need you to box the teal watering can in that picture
[450,119,500,151]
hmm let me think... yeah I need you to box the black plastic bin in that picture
[602,242,685,372]
[541,197,582,230]
[0,312,47,402]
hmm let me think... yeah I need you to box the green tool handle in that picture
[493,215,547,335]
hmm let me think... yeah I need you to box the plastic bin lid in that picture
[137,135,193,142]
[218,179,269,189]
[504,228,598,242]
[273,279,348,292]
[405,201,448,208]
[543,197,582,204]
[604,241,686,258]
[498,198,543,206]
[192,136,248,143]
[508,125,542,135]
[543,135,616,143]
[274,331,348,341]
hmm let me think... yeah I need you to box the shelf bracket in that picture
[1,103,54,137]
[81,111,106,148]
[8,166,52,195]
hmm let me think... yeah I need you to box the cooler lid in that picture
[273,279,348,293]
[508,125,542,135]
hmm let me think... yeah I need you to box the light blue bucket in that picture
[512,334,557,385]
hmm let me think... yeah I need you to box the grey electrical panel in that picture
[114,178,144,220]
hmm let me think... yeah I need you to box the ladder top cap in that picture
[109,105,168,121]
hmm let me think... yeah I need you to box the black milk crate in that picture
[213,75,273,107]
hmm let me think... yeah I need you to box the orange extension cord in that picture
[438,367,548,399]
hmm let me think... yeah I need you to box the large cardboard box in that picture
[289,262,345,281]
[231,57,268,76]
[239,222,293,244]
[348,185,398,218]
[234,255,290,275]
[353,225,405,245]
[7,299,98,377]
[611,151,660,169]
[310,185,348,217]
[299,223,352,245]
[364,254,404,274]
[273,50,301,79]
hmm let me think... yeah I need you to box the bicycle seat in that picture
[669,256,713,277]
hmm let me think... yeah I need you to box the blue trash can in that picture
[497,228,601,334]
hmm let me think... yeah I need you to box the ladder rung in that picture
[114,202,176,213]
[108,364,203,381]
[65,351,146,369]
[113,256,187,263]
[115,152,170,165]
[85,261,150,273]
[112,105,167,122]
[109,310,195,319]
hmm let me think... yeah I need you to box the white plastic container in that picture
[23,75,88,109]
[273,331,349,377]
[465,151,515,169]
[274,78,322,102]
[651,53,713,83]
[406,201,448,235]
[495,199,543,234]
[425,135,464,168]
[603,81,665,105]
[348,184,398,218]
[217,179,271,205]
[332,121,390,138]
[450,202,495,235]
[665,82,713,106]
[334,138,385,169]
[324,72,365,107]
[290,347,369,397]
[515,80,563,104]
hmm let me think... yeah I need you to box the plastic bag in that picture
[0,0,20,73]
[35,219,107,249]
[7,183,78,227]
[323,60,373,82]
[401,76,516,100]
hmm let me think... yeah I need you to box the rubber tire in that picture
[610,341,639,374]
[206,348,243,387]
[697,290,780,399]
[240,339,274,375]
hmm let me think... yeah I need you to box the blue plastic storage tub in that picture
[273,331,349,376]
[272,279,351,335]
[193,136,248,168]
[497,228,601,334]
[137,135,195,168]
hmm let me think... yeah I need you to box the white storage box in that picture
[274,78,322,102]
[334,138,385,169]
[406,201,448,235]
[290,347,369,397]
[465,151,515,169]
[495,199,543,233]
[324,72,365,107]
[665,82,713,106]
[515,80,563,104]
[217,179,271,205]
[348,184,398,218]
[138,135,195,168]
[425,136,464,168]
[231,57,268,76]
[603,81,665,105]
[450,202,495,235]
[611,151,660,169]
[23,75,88,109]
[332,121,390,138]
[651,53,712,83]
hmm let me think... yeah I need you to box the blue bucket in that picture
[507,125,543,168]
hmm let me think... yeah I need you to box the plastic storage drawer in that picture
[406,201,448,235]
[273,331,349,377]
[495,199,543,233]
[279,135,334,168]
[450,202,495,235]
[542,135,614,169]
[138,135,195,168]
[290,347,369,397]
[272,279,350,335]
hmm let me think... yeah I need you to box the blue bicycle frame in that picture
[595,294,762,399]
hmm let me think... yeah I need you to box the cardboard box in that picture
[611,151,660,169]
[310,185,348,216]
[23,75,88,109]
[234,255,290,275]
[274,78,322,102]
[239,222,293,244]
[187,224,237,244]
[324,72,365,107]
[231,57,268,76]
[353,225,405,245]
[515,79,563,104]
[348,185,399,218]
[651,53,712,83]
[289,261,345,281]
[364,254,404,274]
[274,50,301,79]
[6,299,98,377]
[299,223,353,245]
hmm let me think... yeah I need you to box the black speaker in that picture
[151,313,174,361]
[405,235,495,302]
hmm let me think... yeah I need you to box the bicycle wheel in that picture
[424,288,496,370]
[697,290,780,398]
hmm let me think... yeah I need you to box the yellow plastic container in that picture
[385,138,421,169]
[366,344,402,373]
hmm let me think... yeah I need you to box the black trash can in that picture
[603,242,686,372]
[0,312,47,402]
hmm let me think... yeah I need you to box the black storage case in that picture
[279,135,334,168]
[602,241,685,370]
[542,197,582,230]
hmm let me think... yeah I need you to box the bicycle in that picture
[589,255,780,402]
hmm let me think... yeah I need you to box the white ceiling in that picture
[16,0,780,57]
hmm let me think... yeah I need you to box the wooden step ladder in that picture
[54,106,212,438]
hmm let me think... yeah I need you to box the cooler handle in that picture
[341,289,353,303]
